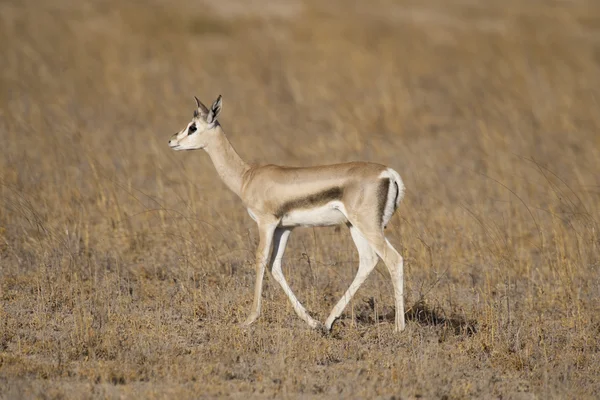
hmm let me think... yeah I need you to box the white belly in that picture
[280,202,348,227]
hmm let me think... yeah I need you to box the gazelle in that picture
[168,95,406,332]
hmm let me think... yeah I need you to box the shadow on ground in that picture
[342,297,478,336]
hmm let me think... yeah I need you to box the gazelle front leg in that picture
[243,220,278,326]
[270,228,321,329]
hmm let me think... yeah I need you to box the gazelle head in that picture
[168,95,223,151]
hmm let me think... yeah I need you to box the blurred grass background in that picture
[1,0,599,398]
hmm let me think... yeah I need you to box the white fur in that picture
[324,226,378,329]
[387,168,405,209]
[379,168,405,227]
[280,201,348,227]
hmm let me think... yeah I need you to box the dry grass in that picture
[1,0,600,398]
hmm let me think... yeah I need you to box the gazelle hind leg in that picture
[351,220,405,332]
[325,226,379,331]
[382,238,405,332]
[270,228,321,329]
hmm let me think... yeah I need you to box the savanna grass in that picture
[1,0,599,398]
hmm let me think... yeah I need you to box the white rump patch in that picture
[381,168,405,227]
[378,170,391,179]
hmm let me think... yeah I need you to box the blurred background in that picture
[1,0,599,398]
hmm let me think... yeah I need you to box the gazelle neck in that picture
[204,125,250,198]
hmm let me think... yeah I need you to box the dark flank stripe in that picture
[276,187,344,218]
[377,178,390,226]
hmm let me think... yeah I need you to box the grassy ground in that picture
[1,0,600,398]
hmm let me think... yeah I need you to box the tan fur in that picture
[169,96,406,332]
[242,162,389,220]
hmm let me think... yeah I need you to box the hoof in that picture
[324,316,339,332]
[394,322,406,333]
[242,313,259,327]
[314,321,330,336]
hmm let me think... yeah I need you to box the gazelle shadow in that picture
[349,298,478,336]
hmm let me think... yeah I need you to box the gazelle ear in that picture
[194,96,209,117]
[207,95,222,124]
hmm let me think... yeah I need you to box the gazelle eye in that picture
[188,124,197,134]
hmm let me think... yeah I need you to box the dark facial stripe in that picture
[377,178,390,226]
[276,187,344,218]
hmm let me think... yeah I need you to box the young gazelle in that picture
[168,95,406,332]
